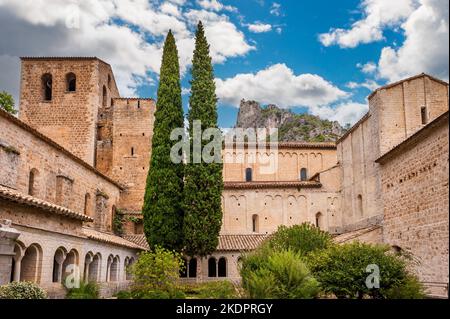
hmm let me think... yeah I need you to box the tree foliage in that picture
[240,247,320,299]
[130,246,185,298]
[0,91,16,114]
[0,281,47,299]
[183,21,223,257]
[267,223,333,256]
[306,242,424,299]
[143,30,185,251]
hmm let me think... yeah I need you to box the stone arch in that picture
[66,72,76,92]
[83,252,94,282]
[52,246,67,283]
[10,241,26,282]
[218,257,227,278]
[62,249,79,284]
[89,253,101,282]
[28,168,39,196]
[208,257,217,277]
[124,257,131,281]
[188,258,197,278]
[20,243,42,283]
[109,255,120,282]
[41,73,52,101]
[106,255,113,282]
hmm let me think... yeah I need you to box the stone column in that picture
[0,219,20,285]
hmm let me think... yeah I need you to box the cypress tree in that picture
[143,31,185,251]
[183,22,224,257]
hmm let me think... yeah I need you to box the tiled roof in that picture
[20,56,110,66]
[123,234,150,250]
[224,181,322,190]
[83,228,147,250]
[0,109,124,190]
[217,234,269,251]
[0,185,93,222]
[333,226,382,244]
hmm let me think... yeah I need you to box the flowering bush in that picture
[0,281,47,299]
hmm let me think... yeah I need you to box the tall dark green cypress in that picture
[183,22,224,257]
[143,31,185,251]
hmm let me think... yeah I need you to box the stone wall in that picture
[379,115,449,297]
[0,110,122,232]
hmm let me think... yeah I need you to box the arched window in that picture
[28,168,38,196]
[83,252,93,282]
[62,249,78,284]
[300,168,308,181]
[102,85,107,107]
[52,247,66,283]
[89,253,101,282]
[107,75,112,89]
[188,258,197,278]
[421,106,428,125]
[208,257,217,277]
[106,255,113,282]
[66,73,76,92]
[218,258,227,278]
[84,193,91,216]
[42,73,52,101]
[180,258,188,278]
[109,256,119,282]
[315,212,323,229]
[252,214,259,233]
[131,147,135,156]
[357,195,363,217]
[20,244,42,283]
[245,168,253,182]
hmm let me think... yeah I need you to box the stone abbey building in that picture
[0,57,448,298]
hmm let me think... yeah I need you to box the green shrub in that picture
[115,290,132,299]
[267,224,333,256]
[241,249,320,299]
[66,281,99,299]
[384,275,426,299]
[0,281,47,299]
[183,281,238,299]
[130,246,185,298]
[306,242,424,299]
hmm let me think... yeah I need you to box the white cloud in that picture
[185,9,255,63]
[310,102,369,126]
[319,0,415,48]
[0,0,254,98]
[197,0,237,12]
[216,63,348,108]
[346,80,380,91]
[378,0,449,81]
[247,22,272,33]
[357,61,377,74]
[270,3,282,16]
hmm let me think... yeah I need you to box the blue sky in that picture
[0,0,448,128]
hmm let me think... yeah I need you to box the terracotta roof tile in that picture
[0,185,93,222]
[123,234,150,250]
[83,228,147,250]
[217,234,269,251]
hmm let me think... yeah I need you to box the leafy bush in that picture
[66,281,99,299]
[384,275,426,299]
[266,224,333,256]
[115,290,132,299]
[130,246,185,298]
[183,281,238,299]
[306,242,424,299]
[240,249,320,299]
[0,281,47,299]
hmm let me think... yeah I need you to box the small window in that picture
[66,73,76,92]
[131,147,135,156]
[218,258,227,278]
[28,168,38,196]
[421,106,428,125]
[300,168,308,181]
[252,214,259,233]
[315,212,323,229]
[137,100,141,109]
[107,75,112,89]
[245,168,253,182]
[357,194,363,217]
[208,258,217,277]
[102,86,107,107]
[42,73,52,101]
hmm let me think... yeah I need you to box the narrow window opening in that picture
[245,168,253,182]
[421,106,428,125]
[42,73,52,101]
[66,73,76,92]
[300,168,308,181]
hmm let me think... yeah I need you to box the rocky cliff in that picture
[236,100,346,142]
